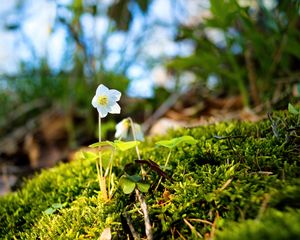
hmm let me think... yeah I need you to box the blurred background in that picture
[0,0,299,194]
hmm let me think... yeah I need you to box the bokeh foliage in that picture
[0,0,299,141]
[168,0,300,106]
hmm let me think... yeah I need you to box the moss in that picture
[216,209,300,240]
[0,111,300,239]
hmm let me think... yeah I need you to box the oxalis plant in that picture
[86,84,153,239]
[154,135,197,191]
[83,84,198,239]
[88,84,141,201]
[90,84,122,201]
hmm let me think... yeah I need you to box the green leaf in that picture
[113,140,140,151]
[44,202,66,214]
[88,141,114,148]
[127,174,142,183]
[288,103,299,115]
[51,203,64,209]
[137,182,150,193]
[156,136,197,149]
[119,176,136,194]
[44,207,56,215]
[89,140,140,152]
[81,151,98,160]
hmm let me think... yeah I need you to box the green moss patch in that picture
[1,111,300,239]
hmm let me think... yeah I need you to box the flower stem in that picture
[105,150,115,200]
[128,117,146,179]
[98,115,107,200]
[98,116,103,177]
[128,117,141,159]
[95,160,101,192]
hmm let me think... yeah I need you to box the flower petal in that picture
[109,103,121,114]
[109,89,121,101]
[133,123,144,141]
[97,106,109,118]
[91,95,99,108]
[96,84,109,96]
[115,119,129,139]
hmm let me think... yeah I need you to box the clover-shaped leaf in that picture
[44,207,56,215]
[113,140,140,151]
[81,151,98,161]
[43,203,66,215]
[51,203,64,209]
[88,141,114,148]
[156,135,197,149]
[89,140,139,152]
[119,175,136,194]
[119,174,150,194]
[127,174,142,182]
[137,182,150,193]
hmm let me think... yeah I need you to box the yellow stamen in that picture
[97,95,108,106]
[123,119,130,128]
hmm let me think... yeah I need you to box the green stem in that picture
[95,115,102,193]
[98,115,107,200]
[108,151,114,199]
[95,161,101,191]
[105,150,115,199]
[154,150,172,192]
[128,117,141,159]
[128,117,145,178]
[98,115,103,177]
[164,150,172,168]
[104,151,114,177]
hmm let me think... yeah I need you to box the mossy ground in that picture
[1,111,300,239]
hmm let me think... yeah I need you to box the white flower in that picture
[92,84,121,118]
[115,119,130,139]
[115,118,144,141]
[132,123,144,141]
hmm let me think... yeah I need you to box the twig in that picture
[250,171,273,175]
[128,118,152,239]
[135,189,153,240]
[209,212,219,240]
[218,178,233,192]
[188,218,213,226]
[123,212,141,240]
[256,194,271,220]
[183,218,202,238]
[176,229,187,240]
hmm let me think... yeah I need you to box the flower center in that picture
[97,95,108,106]
[123,119,130,128]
